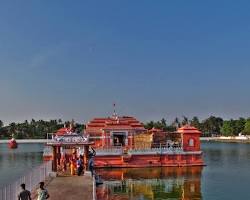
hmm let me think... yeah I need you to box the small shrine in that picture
[45,122,94,172]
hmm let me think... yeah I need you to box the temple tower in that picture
[177,125,201,152]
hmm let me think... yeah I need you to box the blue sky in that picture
[1,1,250,125]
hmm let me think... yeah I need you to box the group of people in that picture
[18,148,96,200]
[18,182,49,200]
[59,147,96,177]
[58,151,84,176]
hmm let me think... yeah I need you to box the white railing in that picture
[95,143,185,156]
[0,161,52,200]
[95,146,123,155]
[95,146,183,155]
[128,146,183,155]
[92,176,96,200]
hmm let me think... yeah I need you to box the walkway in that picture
[34,172,94,200]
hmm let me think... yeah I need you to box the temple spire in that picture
[112,103,118,119]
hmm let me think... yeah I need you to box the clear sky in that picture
[1,1,250,125]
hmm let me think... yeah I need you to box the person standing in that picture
[18,183,31,200]
[88,147,96,177]
[76,157,83,176]
[37,182,49,200]
[70,158,75,175]
[88,156,95,177]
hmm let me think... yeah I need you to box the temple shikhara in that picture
[85,110,204,168]
[85,115,146,148]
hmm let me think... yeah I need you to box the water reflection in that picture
[96,167,203,200]
[0,143,43,187]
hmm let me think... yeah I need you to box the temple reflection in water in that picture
[96,166,202,200]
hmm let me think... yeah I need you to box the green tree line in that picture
[0,119,85,139]
[1,116,250,139]
[144,116,250,136]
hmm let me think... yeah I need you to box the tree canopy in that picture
[0,119,84,139]
[1,116,250,139]
[243,119,250,135]
[144,116,250,136]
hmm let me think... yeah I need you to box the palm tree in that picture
[174,117,180,128]
[9,122,16,138]
[0,120,3,128]
[190,116,200,129]
[182,116,189,126]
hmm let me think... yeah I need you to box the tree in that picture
[31,118,36,125]
[75,123,85,134]
[161,118,167,128]
[0,119,66,139]
[235,118,246,134]
[173,117,180,128]
[9,122,16,133]
[190,116,200,129]
[221,120,234,136]
[202,116,223,135]
[0,120,3,128]
[220,118,246,136]
[144,121,155,130]
[182,116,189,126]
[154,121,164,129]
[243,119,250,135]
[144,118,171,131]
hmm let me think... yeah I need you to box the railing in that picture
[128,146,183,155]
[92,176,96,200]
[95,144,183,155]
[0,161,52,200]
[95,145,123,155]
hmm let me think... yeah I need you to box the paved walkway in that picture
[40,172,93,200]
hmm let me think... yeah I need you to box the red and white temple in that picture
[44,122,94,172]
[85,114,204,168]
[86,116,146,148]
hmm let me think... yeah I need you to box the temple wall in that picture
[182,133,201,151]
[133,133,152,149]
[94,153,204,168]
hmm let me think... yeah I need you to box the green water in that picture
[96,142,250,200]
[0,143,44,187]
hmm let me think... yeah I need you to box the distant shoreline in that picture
[0,139,48,144]
[201,137,250,143]
[1,138,250,144]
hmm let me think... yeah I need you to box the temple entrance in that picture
[46,133,94,173]
[113,132,126,146]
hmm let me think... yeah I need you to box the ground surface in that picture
[32,172,94,200]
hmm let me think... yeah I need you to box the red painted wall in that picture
[94,153,204,168]
[177,125,201,152]
[182,133,201,151]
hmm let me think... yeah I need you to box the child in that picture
[37,182,49,200]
